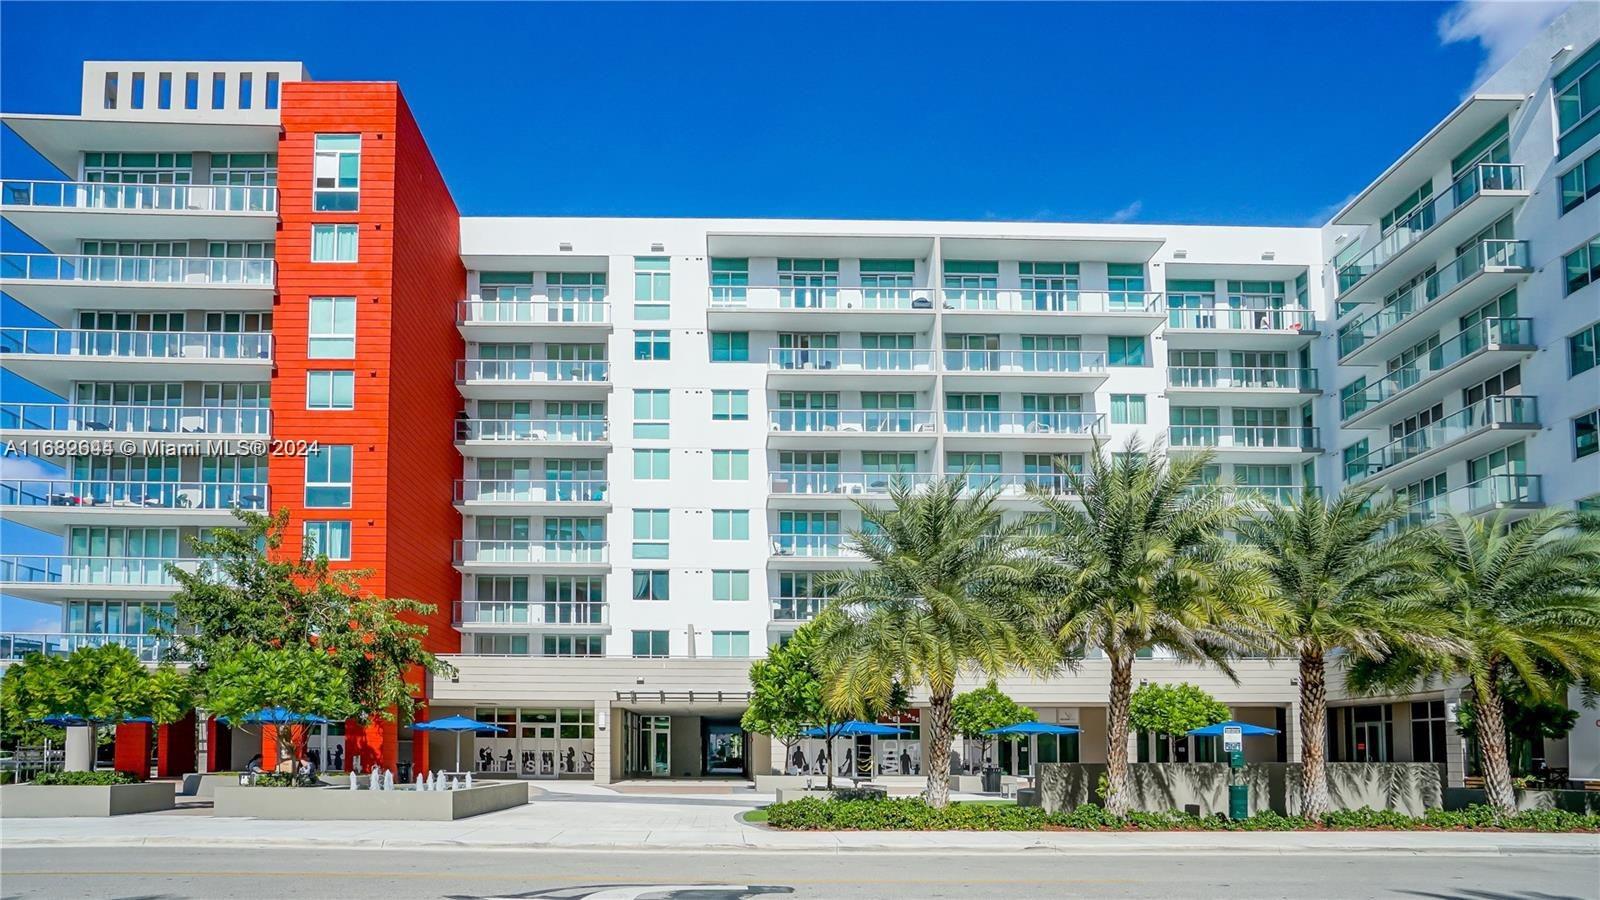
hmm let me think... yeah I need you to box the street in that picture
[1,846,1596,899]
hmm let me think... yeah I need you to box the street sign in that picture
[1222,725,1243,753]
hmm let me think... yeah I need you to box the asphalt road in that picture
[1,846,1597,900]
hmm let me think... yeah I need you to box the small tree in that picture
[0,645,191,772]
[742,626,832,783]
[198,642,355,778]
[951,681,1037,769]
[1128,682,1229,760]
[1455,688,1580,783]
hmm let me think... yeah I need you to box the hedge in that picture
[763,797,1600,833]
[29,770,138,786]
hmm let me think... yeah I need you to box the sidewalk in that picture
[2,786,1596,856]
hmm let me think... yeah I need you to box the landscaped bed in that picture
[761,797,1600,832]
[1,771,176,817]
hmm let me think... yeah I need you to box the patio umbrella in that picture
[412,715,508,772]
[1186,720,1281,736]
[236,707,333,725]
[800,722,910,781]
[983,721,1079,777]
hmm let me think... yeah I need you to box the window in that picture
[710,331,749,362]
[1571,322,1600,377]
[310,224,358,262]
[1410,700,1448,764]
[543,635,603,657]
[712,570,750,602]
[303,520,352,560]
[1110,393,1146,425]
[1381,180,1433,233]
[1342,438,1369,482]
[710,258,749,305]
[475,634,529,655]
[1576,409,1599,460]
[632,630,669,658]
[308,297,355,358]
[633,509,669,559]
[634,257,670,320]
[712,630,750,658]
[635,329,670,360]
[634,389,669,439]
[306,370,354,409]
[712,509,749,540]
[711,389,749,421]
[1107,336,1146,366]
[633,449,670,480]
[1556,41,1600,158]
[305,445,353,507]
[632,569,669,601]
[313,134,360,210]
[1558,149,1600,215]
[712,449,749,481]
[1564,237,1600,295]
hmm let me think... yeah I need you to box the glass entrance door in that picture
[704,722,746,776]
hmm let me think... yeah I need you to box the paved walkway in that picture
[3,781,1596,856]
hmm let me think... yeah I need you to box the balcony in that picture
[0,478,268,531]
[1393,474,1543,533]
[0,253,274,321]
[706,285,938,330]
[941,350,1108,391]
[0,327,272,393]
[766,349,936,389]
[0,554,194,602]
[453,479,610,514]
[771,596,830,627]
[456,299,612,340]
[1,180,278,252]
[452,540,610,570]
[768,471,933,507]
[1162,296,1317,349]
[769,534,863,567]
[455,359,611,400]
[941,289,1165,334]
[1340,318,1535,427]
[1332,164,1528,304]
[0,632,171,664]
[1336,240,1532,365]
[0,403,270,456]
[1346,395,1539,490]
[943,411,1105,449]
[766,409,937,449]
[453,600,609,631]
[1165,367,1320,406]
[1168,425,1322,457]
[455,418,610,458]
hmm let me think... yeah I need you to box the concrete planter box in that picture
[1038,762,1445,817]
[1,782,175,817]
[183,773,352,797]
[948,774,986,792]
[775,786,888,803]
[213,781,527,821]
[754,774,815,792]
[1445,788,1600,814]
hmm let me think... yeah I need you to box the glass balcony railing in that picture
[772,596,831,621]
[1,180,277,214]
[454,479,609,503]
[456,418,609,443]
[770,534,858,558]
[948,472,1078,496]
[1394,474,1542,531]
[1346,396,1539,483]
[1334,164,1525,295]
[0,402,270,436]
[1168,425,1320,451]
[0,327,272,361]
[0,252,274,286]
[708,285,937,311]
[944,411,1106,436]
[0,632,171,662]
[768,409,937,434]
[1163,296,1315,333]
[0,479,268,511]
[0,555,193,586]
[941,350,1107,374]
[1340,318,1534,420]
[1221,485,1314,506]
[453,540,608,565]
[769,471,935,495]
[453,600,607,626]
[457,299,611,325]
[941,289,1163,314]
[767,349,935,372]
[1337,240,1532,358]
[455,360,610,383]
[1167,367,1318,391]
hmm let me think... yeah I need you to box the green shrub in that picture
[245,772,319,787]
[31,770,136,786]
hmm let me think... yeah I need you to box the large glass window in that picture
[710,331,749,362]
[632,508,669,559]
[1576,409,1599,460]
[711,389,749,421]
[633,449,670,480]
[709,258,749,305]
[1571,322,1600,377]
[313,134,360,210]
[1559,149,1600,215]
[310,224,358,262]
[1110,393,1146,425]
[634,329,670,360]
[633,389,669,439]
[712,509,749,540]
[308,297,356,358]
[712,449,749,480]
[1107,336,1146,366]
[303,520,352,560]
[1556,42,1600,158]
[306,370,354,409]
[1564,237,1600,295]
[712,570,750,602]
[632,569,669,601]
[712,630,751,658]
[305,445,353,507]
[632,630,669,658]
[633,257,670,320]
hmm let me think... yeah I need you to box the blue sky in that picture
[0,1,1556,630]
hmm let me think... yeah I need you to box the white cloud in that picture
[1306,191,1360,227]
[1108,200,1143,224]
[1438,0,1571,89]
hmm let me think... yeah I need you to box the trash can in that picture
[982,765,1002,793]
[1228,784,1249,820]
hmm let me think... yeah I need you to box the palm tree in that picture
[1236,488,1448,819]
[1027,441,1283,816]
[808,476,1048,808]
[1350,510,1600,816]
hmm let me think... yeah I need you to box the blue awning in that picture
[982,721,1079,736]
[1186,720,1281,737]
[801,721,910,738]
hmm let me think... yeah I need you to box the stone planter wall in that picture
[1,782,175,817]
[212,781,528,821]
[1444,787,1600,814]
[1038,762,1445,816]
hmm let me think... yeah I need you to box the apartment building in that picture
[2,6,1596,786]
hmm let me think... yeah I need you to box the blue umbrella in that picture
[412,715,507,772]
[34,714,99,727]
[1186,720,1281,737]
[983,721,1078,778]
[237,707,333,725]
[801,720,909,738]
